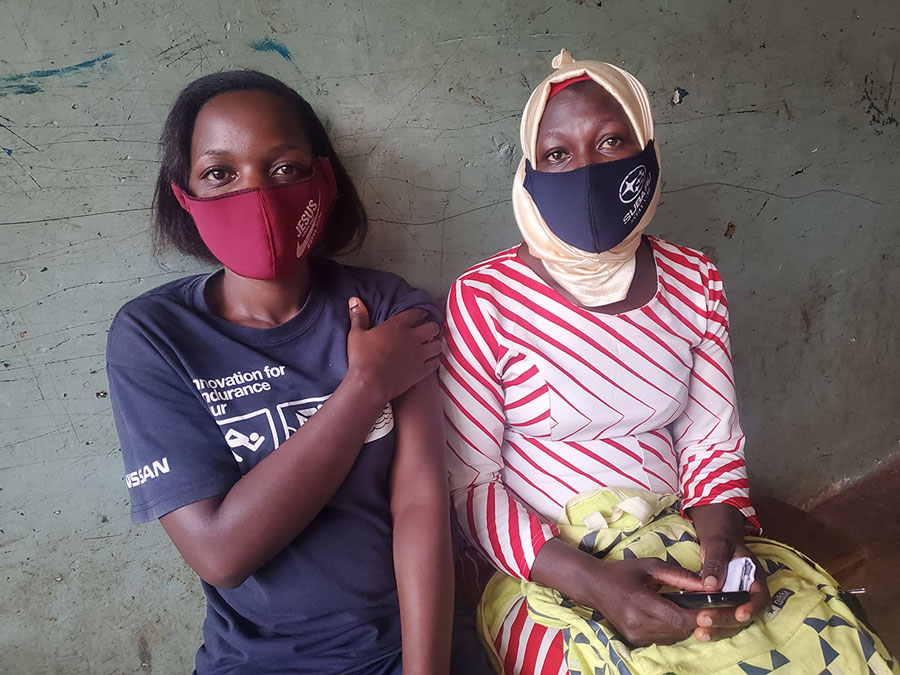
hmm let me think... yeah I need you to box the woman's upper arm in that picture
[388,375,454,674]
[671,256,756,525]
[390,374,447,511]
[440,281,507,487]
[439,279,558,579]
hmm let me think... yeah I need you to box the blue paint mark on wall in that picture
[0,53,115,97]
[250,37,292,61]
[7,84,41,96]
[2,147,13,156]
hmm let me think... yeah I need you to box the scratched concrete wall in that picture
[1,0,897,671]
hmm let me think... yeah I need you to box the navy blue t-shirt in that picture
[106,259,436,675]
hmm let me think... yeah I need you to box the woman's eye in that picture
[546,149,567,162]
[202,168,229,182]
[276,163,313,177]
[601,136,622,148]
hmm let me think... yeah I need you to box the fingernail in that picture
[703,576,717,589]
[698,614,712,627]
[736,610,749,622]
[695,630,710,642]
[349,297,359,310]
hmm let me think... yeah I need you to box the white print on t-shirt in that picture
[125,458,170,488]
[277,395,329,437]
[368,404,394,443]
[224,429,265,454]
[192,364,288,416]
[208,396,395,467]
[277,395,394,443]
[215,408,280,463]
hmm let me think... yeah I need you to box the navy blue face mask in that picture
[523,139,659,253]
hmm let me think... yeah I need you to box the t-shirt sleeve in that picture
[351,266,441,326]
[107,309,241,524]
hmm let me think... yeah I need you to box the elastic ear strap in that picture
[170,182,191,212]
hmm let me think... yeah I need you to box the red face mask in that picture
[171,157,338,280]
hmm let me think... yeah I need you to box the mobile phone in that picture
[661,591,750,609]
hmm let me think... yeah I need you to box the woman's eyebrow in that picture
[197,143,307,159]
[266,143,308,155]
[540,115,621,137]
[199,148,231,158]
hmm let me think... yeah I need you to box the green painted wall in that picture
[1,1,897,671]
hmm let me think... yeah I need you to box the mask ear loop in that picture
[171,182,193,212]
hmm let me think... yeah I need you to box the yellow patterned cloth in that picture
[479,489,898,674]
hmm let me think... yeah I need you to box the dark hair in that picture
[152,70,366,262]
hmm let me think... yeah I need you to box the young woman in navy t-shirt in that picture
[107,71,452,674]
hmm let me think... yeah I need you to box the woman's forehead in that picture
[541,80,630,126]
[192,90,308,149]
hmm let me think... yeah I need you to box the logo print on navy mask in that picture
[524,140,659,253]
[619,165,648,204]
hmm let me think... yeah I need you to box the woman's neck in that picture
[517,236,657,315]
[206,263,312,329]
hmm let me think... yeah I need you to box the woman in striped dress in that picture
[440,50,896,674]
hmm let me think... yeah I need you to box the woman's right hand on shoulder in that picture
[531,538,705,647]
[346,297,441,402]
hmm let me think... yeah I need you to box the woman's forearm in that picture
[161,368,388,588]
[160,302,441,588]
[530,537,599,604]
[393,503,453,674]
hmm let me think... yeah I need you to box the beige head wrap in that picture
[513,49,661,307]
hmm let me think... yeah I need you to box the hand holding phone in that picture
[660,557,755,608]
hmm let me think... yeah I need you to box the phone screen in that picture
[661,591,750,609]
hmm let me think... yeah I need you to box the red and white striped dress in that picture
[440,237,757,674]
